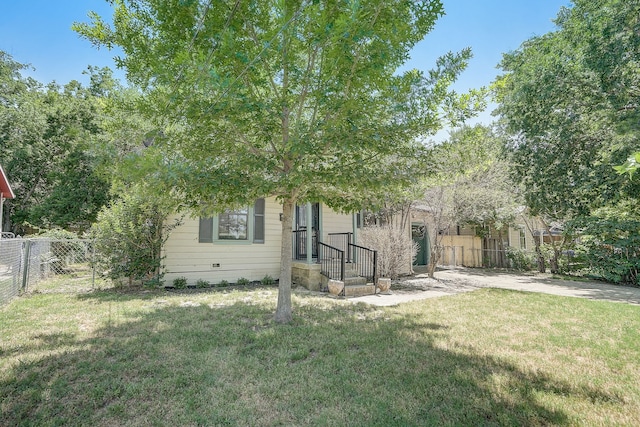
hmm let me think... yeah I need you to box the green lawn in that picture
[1,285,639,426]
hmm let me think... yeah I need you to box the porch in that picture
[291,226,378,297]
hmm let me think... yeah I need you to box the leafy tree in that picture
[75,0,474,322]
[495,0,640,273]
[91,184,181,286]
[415,124,516,277]
[0,52,112,233]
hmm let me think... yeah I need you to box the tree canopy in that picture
[495,0,640,223]
[495,0,640,281]
[0,52,112,234]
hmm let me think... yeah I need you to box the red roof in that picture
[0,164,15,199]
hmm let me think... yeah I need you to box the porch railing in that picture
[328,232,352,262]
[318,242,345,286]
[348,243,378,285]
[292,229,318,260]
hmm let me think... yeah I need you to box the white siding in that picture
[163,198,282,285]
[163,200,355,286]
[321,206,353,241]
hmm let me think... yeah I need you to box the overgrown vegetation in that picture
[496,0,640,282]
[567,213,640,285]
[1,286,639,425]
[90,186,181,287]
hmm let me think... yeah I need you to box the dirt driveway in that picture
[352,267,640,307]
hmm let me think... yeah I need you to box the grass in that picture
[1,284,640,426]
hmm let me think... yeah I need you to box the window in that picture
[218,207,248,240]
[519,228,527,249]
[198,198,265,244]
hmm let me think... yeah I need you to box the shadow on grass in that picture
[437,267,640,305]
[73,283,279,303]
[1,295,620,426]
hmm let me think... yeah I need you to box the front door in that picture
[295,203,320,258]
[412,223,430,266]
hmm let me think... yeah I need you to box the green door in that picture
[412,224,430,266]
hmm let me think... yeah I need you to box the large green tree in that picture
[496,0,640,216]
[0,53,112,233]
[495,0,640,275]
[75,0,472,322]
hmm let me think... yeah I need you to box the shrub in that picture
[359,225,418,280]
[217,279,230,288]
[261,274,275,286]
[568,216,640,285]
[506,247,535,271]
[173,277,187,289]
[90,186,181,286]
[196,279,210,289]
[236,277,250,286]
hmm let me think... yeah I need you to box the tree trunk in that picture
[427,244,440,278]
[274,197,294,324]
[534,240,546,273]
[550,248,560,274]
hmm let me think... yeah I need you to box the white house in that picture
[162,197,377,295]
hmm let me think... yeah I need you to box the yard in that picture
[1,283,639,426]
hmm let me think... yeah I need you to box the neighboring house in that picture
[162,197,377,296]
[0,164,15,237]
[409,205,550,269]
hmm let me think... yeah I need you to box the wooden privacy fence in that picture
[439,246,512,268]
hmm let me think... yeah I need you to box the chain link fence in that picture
[0,238,102,305]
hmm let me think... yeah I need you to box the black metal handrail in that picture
[318,242,345,286]
[292,229,318,260]
[328,232,353,262]
[348,243,378,285]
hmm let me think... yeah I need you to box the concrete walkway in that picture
[351,267,640,307]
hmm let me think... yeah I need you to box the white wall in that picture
[162,199,355,286]
[163,197,282,285]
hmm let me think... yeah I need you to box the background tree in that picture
[415,124,516,277]
[0,52,113,234]
[495,0,640,277]
[75,0,474,322]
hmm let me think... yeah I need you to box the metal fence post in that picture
[21,239,31,291]
[91,239,96,288]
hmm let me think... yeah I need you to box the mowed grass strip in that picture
[1,286,639,426]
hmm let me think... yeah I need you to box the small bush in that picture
[359,225,418,280]
[506,247,535,271]
[261,275,275,286]
[173,277,187,289]
[196,279,210,289]
[217,279,230,288]
[236,277,250,286]
[144,276,163,288]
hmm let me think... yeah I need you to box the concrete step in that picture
[344,283,376,297]
[344,276,367,287]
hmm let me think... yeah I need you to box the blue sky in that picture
[1,0,570,130]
